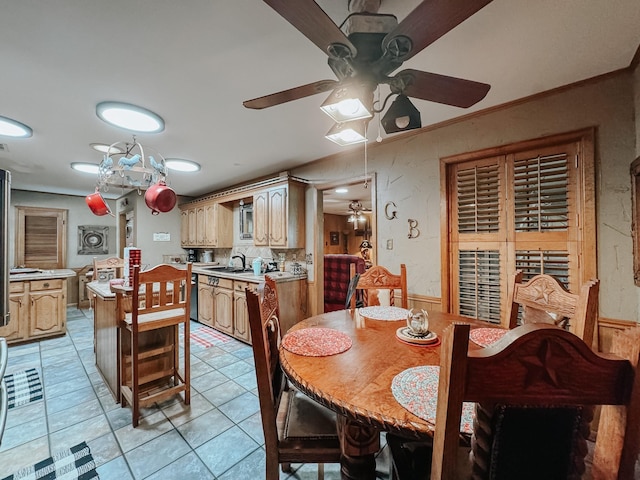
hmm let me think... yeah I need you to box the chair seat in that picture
[278,388,338,441]
[124,307,186,329]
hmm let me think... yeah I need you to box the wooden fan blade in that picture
[243,79,339,109]
[382,0,493,62]
[396,69,490,108]
[264,0,356,58]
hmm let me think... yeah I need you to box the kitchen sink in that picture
[201,266,253,274]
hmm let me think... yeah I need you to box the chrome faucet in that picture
[231,253,246,270]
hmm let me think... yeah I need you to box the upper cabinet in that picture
[180,200,232,248]
[180,175,305,249]
[253,181,305,248]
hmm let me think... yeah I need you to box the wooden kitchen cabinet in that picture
[253,181,305,248]
[0,283,28,342]
[0,277,68,344]
[214,278,233,335]
[233,281,254,343]
[29,278,65,338]
[198,275,215,327]
[180,201,233,248]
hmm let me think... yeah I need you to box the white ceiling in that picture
[1,0,639,211]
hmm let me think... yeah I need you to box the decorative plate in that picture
[391,365,474,434]
[281,327,352,356]
[359,306,409,321]
[395,327,439,346]
[469,327,507,348]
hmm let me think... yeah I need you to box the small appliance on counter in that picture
[186,249,197,263]
[200,250,213,263]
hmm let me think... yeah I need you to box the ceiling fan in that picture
[243,0,493,126]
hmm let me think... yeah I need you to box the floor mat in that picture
[189,325,232,348]
[1,441,99,480]
[3,368,43,409]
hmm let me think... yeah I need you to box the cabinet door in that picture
[268,187,287,246]
[198,282,214,327]
[29,287,64,338]
[253,191,269,246]
[203,203,217,246]
[180,209,189,246]
[214,287,233,334]
[195,205,206,245]
[0,292,27,342]
[188,208,197,245]
[233,281,252,343]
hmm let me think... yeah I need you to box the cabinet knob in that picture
[43,282,50,288]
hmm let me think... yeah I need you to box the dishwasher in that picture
[190,273,198,321]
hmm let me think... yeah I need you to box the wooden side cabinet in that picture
[233,281,254,343]
[0,278,67,344]
[180,201,233,248]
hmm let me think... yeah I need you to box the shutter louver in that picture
[515,250,570,286]
[458,250,501,323]
[514,154,569,232]
[457,164,500,233]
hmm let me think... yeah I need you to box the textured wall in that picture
[294,72,638,321]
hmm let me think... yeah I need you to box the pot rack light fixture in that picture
[92,136,169,193]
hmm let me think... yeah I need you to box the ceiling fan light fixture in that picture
[96,101,165,133]
[381,95,421,134]
[320,86,372,123]
[325,120,368,146]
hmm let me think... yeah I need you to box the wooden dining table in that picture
[279,307,488,480]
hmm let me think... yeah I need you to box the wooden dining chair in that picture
[117,263,191,427]
[349,263,408,309]
[93,256,125,278]
[246,277,341,480]
[505,270,600,348]
[428,322,640,480]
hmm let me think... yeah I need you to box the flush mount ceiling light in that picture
[381,94,421,134]
[165,158,201,173]
[325,120,368,146]
[71,162,100,175]
[90,143,125,154]
[0,115,33,138]
[96,101,165,133]
[320,85,373,123]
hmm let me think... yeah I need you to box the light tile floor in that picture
[0,307,391,479]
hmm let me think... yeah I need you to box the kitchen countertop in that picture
[9,268,77,281]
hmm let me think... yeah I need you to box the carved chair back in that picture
[505,270,600,348]
[431,322,638,480]
[349,263,408,309]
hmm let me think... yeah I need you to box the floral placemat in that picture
[391,365,474,434]
[359,306,409,321]
[469,327,507,348]
[282,327,352,356]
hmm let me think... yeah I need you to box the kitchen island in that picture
[87,266,306,400]
[1,269,76,344]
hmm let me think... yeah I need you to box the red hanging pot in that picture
[85,191,114,216]
[145,180,177,215]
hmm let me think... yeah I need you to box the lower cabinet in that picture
[195,274,306,344]
[0,279,67,344]
[198,277,215,327]
[233,281,257,343]
[213,279,233,335]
